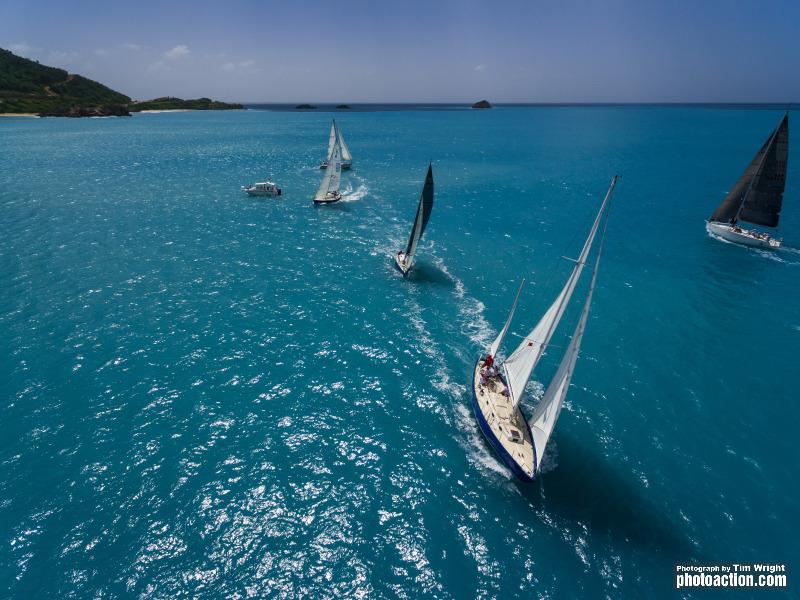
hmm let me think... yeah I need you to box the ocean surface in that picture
[1,107,798,599]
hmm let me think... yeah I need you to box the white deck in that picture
[473,359,535,478]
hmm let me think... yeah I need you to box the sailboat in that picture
[706,113,789,249]
[471,176,617,482]
[313,138,342,204]
[395,164,434,275]
[320,119,352,170]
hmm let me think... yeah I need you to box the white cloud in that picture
[164,45,190,60]
[123,43,141,51]
[239,59,255,68]
[474,64,487,71]
[220,62,236,71]
[94,48,109,57]
[8,42,38,56]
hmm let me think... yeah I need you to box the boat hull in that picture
[244,189,281,197]
[320,161,351,170]
[394,252,411,276]
[470,358,536,482]
[313,192,342,205]
[706,222,781,248]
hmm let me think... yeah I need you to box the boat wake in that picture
[431,255,495,351]
[341,177,369,202]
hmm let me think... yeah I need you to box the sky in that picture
[1,0,799,103]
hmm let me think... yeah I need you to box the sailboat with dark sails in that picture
[707,113,789,249]
[471,176,617,481]
[395,164,434,275]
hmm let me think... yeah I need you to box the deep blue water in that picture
[1,107,798,598]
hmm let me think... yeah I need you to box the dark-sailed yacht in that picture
[707,113,789,249]
[395,164,434,275]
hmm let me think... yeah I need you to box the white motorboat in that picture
[242,181,281,197]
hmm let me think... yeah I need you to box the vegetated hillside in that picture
[129,97,243,111]
[0,47,131,114]
[0,48,242,116]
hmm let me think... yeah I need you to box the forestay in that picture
[488,278,525,359]
[502,175,617,410]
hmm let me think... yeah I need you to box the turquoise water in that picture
[1,107,798,598]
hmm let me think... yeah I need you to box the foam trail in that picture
[341,175,369,202]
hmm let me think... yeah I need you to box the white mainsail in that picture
[502,175,617,409]
[339,126,352,163]
[529,214,607,466]
[326,121,337,160]
[488,279,525,359]
[315,140,342,201]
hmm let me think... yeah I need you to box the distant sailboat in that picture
[314,139,342,204]
[395,164,434,275]
[471,176,617,482]
[320,119,352,170]
[707,113,789,249]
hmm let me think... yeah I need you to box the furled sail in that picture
[403,164,434,260]
[502,175,617,410]
[530,212,607,473]
[315,141,342,201]
[488,279,525,359]
[709,114,789,228]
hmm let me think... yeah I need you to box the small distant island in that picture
[472,99,492,109]
[336,104,351,109]
[295,104,317,110]
[0,47,241,117]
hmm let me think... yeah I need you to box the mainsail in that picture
[502,175,617,410]
[488,279,525,359]
[403,165,434,260]
[315,141,342,201]
[326,121,337,160]
[709,114,789,228]
[529,211,608,471]
[339,125,352,163]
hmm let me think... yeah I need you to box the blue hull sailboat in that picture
[471,176,617,481]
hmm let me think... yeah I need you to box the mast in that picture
[403,164,434,260]
[502,175,617,410]
[529,207,609,473]
[488,278,525,359]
